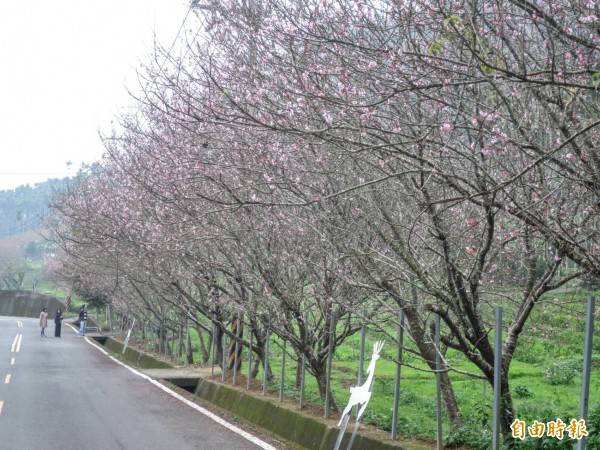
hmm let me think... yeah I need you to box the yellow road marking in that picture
[4,374,11,384]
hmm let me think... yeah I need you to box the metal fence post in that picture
[435,314,442,450]
[247,330,253,390]
[122,318,136,355]
[325,310,335,419]
[279,340,286,402]
[171,328,176,361]
[300,352,306,410]
[211,324,216,376]
[263,327,270,395]
[358,308,367,385]
[492,307,502,450]
[177,324,182,362]
[233,313,240,386]
[392,309,405,439]
[107,304,113,332]
[184,317,189,368]
[300,312,308,410]
[152,322,157,354]
[221,332,227,382]
[577,295,596,450]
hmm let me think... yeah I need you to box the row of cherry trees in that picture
[47,0,598,440]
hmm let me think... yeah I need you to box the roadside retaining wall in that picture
[103,336,173,369]
[194,378,402,450]
[102,336,409,450]
[0,290,65,318]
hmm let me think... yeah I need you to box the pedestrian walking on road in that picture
[54,309,63,338]
[78,305,88,337]
[39,307,48,337]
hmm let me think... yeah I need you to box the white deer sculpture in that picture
[338,340,385,426]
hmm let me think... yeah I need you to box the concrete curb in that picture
[194,377,402,450]
[100,336,419,450]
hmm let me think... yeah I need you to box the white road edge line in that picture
[11,334,23,353]
[70,325,278,450]
[11,335,17,352]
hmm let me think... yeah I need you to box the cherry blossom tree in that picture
[45,0,599,442]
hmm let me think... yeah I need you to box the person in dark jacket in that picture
[54,309,63,338]
[78,305,87,337]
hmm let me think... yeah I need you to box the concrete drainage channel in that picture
[91,336,420,450]
[161,376,198,394]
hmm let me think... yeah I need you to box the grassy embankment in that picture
[179,290,600,449]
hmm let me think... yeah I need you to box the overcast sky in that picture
[0,0,191,191]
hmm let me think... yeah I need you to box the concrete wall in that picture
[103,336,414,450]
[0,290,66,318]
[103,337,173,369]
[194,379,405,450]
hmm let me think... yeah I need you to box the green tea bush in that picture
[514,339,545,365]
[446,401,493,449]
[445,425,493,450]
[586,402,600,448]
[516,401,559,424]
[511,435,576,449]
[361,410,392,431]
[543,359,581,386]
[510,403,578,450]
[515,385,534,399]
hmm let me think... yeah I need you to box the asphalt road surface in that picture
[0,316,284,450]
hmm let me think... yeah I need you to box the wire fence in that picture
[94,297,597,449]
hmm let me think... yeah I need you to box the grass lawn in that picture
[206,290,600,448]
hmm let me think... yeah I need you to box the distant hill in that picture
[0,178,71,238]
[0,230,48,257]
[0,230,52,291]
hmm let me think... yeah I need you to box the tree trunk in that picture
[295,356,303,389]
[251,354,261,379]
[258,349,274,382]
[215,325,225,370]
[440,370,463,427]
[186,330,194,365]
[196,326,210,364]
[314,365,338,413]
[403,305,464,427]
[253,328,274,381]
[500,376,516,446]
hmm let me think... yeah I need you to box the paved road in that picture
[0,316,283,450]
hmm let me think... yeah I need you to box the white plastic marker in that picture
[68,324,278,450]
[10,334,22,353]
